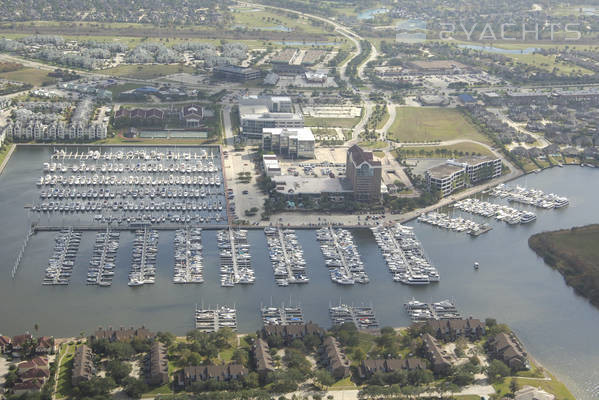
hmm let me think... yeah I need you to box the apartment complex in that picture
[239,96,303,138]
[262,127,315,158]
[346,145,382,202]
[426,155,502,197]
[4,120,107,142]
[72,345,95,385]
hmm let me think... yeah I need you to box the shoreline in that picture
[0,143,16,176]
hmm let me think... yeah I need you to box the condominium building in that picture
[239,96,303,138]
[262,127,315,158]
[426,155,502,197]
[6,120,107,142]
[425,164,466,197]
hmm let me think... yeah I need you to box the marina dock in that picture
[329,303,379,330]
[417,211,492,236]
[87,229,120,286]
[264,227,308,286]
[404,299,462,322]
[43,227,81,286]
[371,224,440,285]
[487,184,569,209]
[454,198,537,224]
[261,304,305,326]
[195,304,238,333]
[316,226,369,285]
[32,148,227,227]
[173,228,204,284]
[217,228,254,286]
[128,228,158,286]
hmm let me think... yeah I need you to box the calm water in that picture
[458,44,540,54]
[1,147,599,399]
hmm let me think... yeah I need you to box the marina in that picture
[217,228,255,287]
[417,211,492,236]
[260,304,305,326]
[195,305,238,333]
[264,227,308,286]
[32,147,227,227]
[42,227,81,285]
[404,299,462,322]
[329,303,379,330]
[371,224,440,285]
[453,198,537,224]
[87,229,120,286]
[173,228,204,284]
[316,226,369,285]
[128,228,158,287]
[487,184,569,209]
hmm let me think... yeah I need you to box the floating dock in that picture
[43,227,81,286]
[261,304,305,326]
[487,184,569,209]
[371,224,440,285]
[404,299,462,322]
[264,227,308,286]
[128,228,158,286]
[217,228,254,286]
[417,211,492,236]
[329,302,379,330]
[87,229,119,286]
[195,304,238,333]
[316,226,368,285]
[173,228,204,284]
[453,198,537,224]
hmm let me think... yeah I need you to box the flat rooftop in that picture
[263,127,314,141]
[427,163,464,179]
[274,176,352,195]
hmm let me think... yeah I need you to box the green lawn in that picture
[305,116,361,129]
[142,383,173,397]
[397,142,494,158]
[56,343,77,398]
[0,68,56,86]
[359,141,387,149]
[97,64,195,79]
[389,107,491,144]
[330,376,357,389]
[506,53,593,76]
[493,374,574,400]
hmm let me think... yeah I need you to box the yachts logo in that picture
[439,23,582,41]
[396,19,427,43]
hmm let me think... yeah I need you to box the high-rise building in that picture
[346,145,382,202]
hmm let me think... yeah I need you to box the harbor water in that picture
[1,146,599,398]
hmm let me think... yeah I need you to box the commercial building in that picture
[263,155,282,177]
[239,96,303,138]
[262,127,315,158]
[346,145,382,202]
[213,65,262,82]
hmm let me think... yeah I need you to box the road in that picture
[222,104,234,146]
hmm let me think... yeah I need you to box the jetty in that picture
[264,227,308,286]
[11,226,34,279]
[195,304,238,333]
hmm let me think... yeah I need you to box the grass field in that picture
[56,342,77,398]
[397,142,494,158]
[506,53,594,76]
[388,107,491,144]
[232,9,329,35]
[0,68,55,86]
[493,374,574,399]
[97,64,195,79]
[305,116,361,129]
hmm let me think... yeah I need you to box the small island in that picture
[529,224,599,307]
